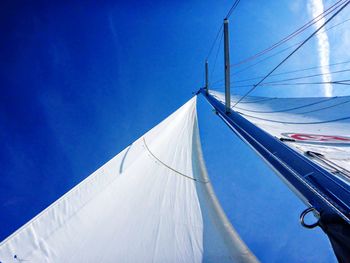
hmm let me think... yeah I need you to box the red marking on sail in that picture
[287,133,350,142]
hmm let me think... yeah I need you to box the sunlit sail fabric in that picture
[211,91,350,185]
[0,97,257,263]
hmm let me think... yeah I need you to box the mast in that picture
[224,18,231,114]
[205,60,209,95]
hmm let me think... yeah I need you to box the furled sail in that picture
[0,97,258,263]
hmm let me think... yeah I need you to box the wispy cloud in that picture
[308,0,332,97]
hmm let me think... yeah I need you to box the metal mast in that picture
[205,60,209,95]
[224,18,231,114]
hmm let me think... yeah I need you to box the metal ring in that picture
[300,207,319,229]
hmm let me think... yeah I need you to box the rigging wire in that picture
[237,111,350,125]
[297,99,350,114]
[231,98,350,116]
[205,0,241,60]
[232,69,350,88]
[211,92,350,117]
[205,25,223,60]
[212,43,301,85]
[258,69,350,85]
[256,80,350,87]
[231,60,350,84]
[230,0,345,67]
[212,68,350,90]
[232,0,350,108]
[234,97,334,114]
[211,16,350,85]
[210,31,224,85]
[209,94,350,124]
[225,0,241,19]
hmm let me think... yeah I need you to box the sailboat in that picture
[1,1,350,262]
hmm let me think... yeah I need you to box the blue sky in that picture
[1,0,349,262]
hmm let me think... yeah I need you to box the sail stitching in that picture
[142,137,208,183]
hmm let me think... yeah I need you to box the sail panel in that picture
[0,97,257,263]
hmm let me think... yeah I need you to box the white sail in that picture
[211,91,350,185]
[0,97,257,263]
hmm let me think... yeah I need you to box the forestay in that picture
[0,97,258,263]
[211,91,350,185]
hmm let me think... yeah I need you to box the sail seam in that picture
[142,137,208,183]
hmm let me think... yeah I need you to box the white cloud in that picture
[308,0,332,97]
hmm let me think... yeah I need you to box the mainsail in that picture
[0,97,258,263]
